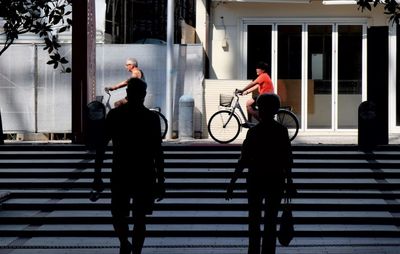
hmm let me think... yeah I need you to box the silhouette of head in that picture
[257,93,280,120]
[126,78,147,105]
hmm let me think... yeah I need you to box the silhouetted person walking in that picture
[93,77,165,254]
[226,93,294,254]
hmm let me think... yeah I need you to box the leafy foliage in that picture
[0,0,72,72]
[357,0,400,26]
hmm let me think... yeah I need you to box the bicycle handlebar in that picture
[235,88,243,96]
[104,88,111,96]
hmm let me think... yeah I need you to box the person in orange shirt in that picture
[238,61,275,123]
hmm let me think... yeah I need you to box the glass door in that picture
[247,25,272,79]
[244,20,366,132]
[307,25,332,129]
[277,25,302,128]
[337,25,363,129]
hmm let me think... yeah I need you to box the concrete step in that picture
[1,236,400,254]
[2,149,400,160]
[5,190,400,200]
[0,144,399,240]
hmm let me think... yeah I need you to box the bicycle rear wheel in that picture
[151,109,168,139]
[208,110,241,144]
[276,109,299,141]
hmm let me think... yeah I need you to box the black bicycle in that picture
[102,88,168,139]
[208,89,299,144]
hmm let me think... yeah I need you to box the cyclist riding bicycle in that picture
[105,57,145,108]
[237,61,274,126]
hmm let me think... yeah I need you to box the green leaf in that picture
[44,37,52,45]
[58,26,67,33]
[53,40,61,49]
[60,57,68,64]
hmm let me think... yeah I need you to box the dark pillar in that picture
[71,0,96,144]
[71,0,88,144]
[204,0,211,79]
[367,26,389,145]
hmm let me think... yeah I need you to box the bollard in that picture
[358,101,377,152]
[178,95,194,140]
[0,109,4,144]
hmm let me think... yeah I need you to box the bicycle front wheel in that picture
[151,109,168,139]
[208,110,241,144]
[276,109,299,141]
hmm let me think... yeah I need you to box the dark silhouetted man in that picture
[226,93,294,254]
[93,77,165,254]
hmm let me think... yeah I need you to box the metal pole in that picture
[34,44,38,134]
[0,109,4,144]
[166,0,174,139]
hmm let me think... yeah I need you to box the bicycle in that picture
[207,89,299,144]
[101,88,168,139]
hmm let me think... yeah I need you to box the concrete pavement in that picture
[166,133,359,146]
[166,132,400,146]
[1,237,400,254]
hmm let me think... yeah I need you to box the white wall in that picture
[0,44,204,136]
[203,79,250,139]
[206,1,387,79]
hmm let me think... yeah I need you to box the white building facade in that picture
[196,0,398,143]
[2,0,400,142]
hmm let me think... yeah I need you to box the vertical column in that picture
[72,0,96,144]
[196,0,210,77]
[367,26,389,145]
[166,0,175,139]
[87,0,97,103]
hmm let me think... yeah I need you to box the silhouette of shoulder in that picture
[247,119,288,141]
[240,119,289,174]
[105,104,161,160]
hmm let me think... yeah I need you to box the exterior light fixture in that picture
[322,0,357,4]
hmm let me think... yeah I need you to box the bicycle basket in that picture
[219,94,234,107]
